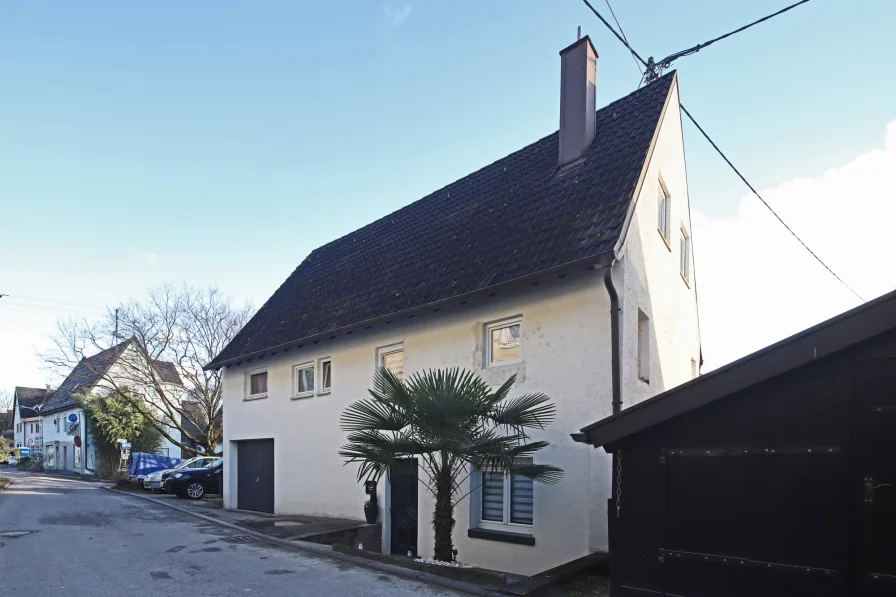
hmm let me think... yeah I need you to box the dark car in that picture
[163,458,223,500]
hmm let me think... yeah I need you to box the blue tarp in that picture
[128,453,183,478]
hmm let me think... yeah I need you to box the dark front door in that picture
[237,439,275,513]
[855,356,896,595]
[389,458,418,556]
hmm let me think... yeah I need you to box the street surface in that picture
[0,468,458,596]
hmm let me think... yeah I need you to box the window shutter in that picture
[510,474,534,525]
[481,472,505,522]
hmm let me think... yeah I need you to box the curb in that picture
[107,487,505,597]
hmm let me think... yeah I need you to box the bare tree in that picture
[41,285,252,456]
[0,390,12,413]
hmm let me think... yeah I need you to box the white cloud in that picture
[143,251,160,264]
[384,5,412,27]
[694,120,896,371]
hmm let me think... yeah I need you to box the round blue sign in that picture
[68,414,79,423]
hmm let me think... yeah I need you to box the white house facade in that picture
[38,339,184,474]
[12,386,49,451]
[211,36,700,575]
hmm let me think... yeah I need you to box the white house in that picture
[12,386,49,451]
[208,36,700,575]
[38,338,185,473]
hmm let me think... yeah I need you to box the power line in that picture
[656,0,811,71]
[578,0,864,303]
[679,105,864,302]
[602,0,642,75]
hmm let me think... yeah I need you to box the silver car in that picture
[143,456,220,490]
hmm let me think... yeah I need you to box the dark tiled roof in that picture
[209,73,677,369]
[14,386,51,418]
[40,340,132,414]
[155,361,183,385]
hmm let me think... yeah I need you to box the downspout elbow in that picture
[601,258,622,415]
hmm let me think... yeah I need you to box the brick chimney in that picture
[558,34,598,166]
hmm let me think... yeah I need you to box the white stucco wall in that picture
[618,77,701,406]
[223,270,615,574]
[41,406,96,473]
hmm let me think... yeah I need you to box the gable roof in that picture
[578,289,896,450]
[207,72,678,370]
[39,339,184,415]
[14,386,51,419]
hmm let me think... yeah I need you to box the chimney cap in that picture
[559,35,597,58]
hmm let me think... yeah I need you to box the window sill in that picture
[291,393,314,401]
[657,228,671,251]
[317,390,331,396]
[244,393,268,402]
[468,527,535,546]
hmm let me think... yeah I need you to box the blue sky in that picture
[2,1,896,392]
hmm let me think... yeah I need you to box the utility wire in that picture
[680,105,864,302]
[656,0,811,70]
[603,0,642,75]
[579,0,864,302]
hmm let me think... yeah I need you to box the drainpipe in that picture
[600,254,622,415]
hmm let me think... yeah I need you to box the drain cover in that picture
[221,535,256,544]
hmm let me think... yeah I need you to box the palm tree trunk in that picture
[432,455,455,561]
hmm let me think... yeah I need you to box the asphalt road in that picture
[0,468,459,597]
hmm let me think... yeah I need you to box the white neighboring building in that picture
[38,339,184,474]
[12,386,49,451]
[209,37,700,575]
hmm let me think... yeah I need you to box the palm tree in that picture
[339,368,563,562]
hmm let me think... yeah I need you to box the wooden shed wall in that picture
[608,328,896,597]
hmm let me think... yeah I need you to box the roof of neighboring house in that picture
[40,339,183,415]
[180,402,208,447]
[578,289,896,450]
[14,386,51,418]
[208,72,678,370]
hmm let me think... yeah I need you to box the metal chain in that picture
[615,449,623,518]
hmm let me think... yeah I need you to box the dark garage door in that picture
[237,439,275,513]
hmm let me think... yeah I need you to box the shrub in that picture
[110,471,130,486]
[16,457,44,472]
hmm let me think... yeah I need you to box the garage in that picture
[576,290,896,597]
[237,439,275,513]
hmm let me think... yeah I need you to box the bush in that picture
[16,457,44,472]
[110,471,130,486]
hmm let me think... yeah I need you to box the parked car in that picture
[143,456,219,491]
[163,458,223,500]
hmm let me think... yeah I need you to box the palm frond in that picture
[511,462,565,485]
[340,397,408,432]
[490,393,556,430]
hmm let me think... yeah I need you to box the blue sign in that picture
[122,442,131,450]
[68,413,79,423]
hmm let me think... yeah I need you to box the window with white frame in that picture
[319,358,332,393]
[657,179,671,244]
[377,344,404,379]
[294,363,315,397]
[486,318,521,366]
[246,369,268,399]
[680,227,691,284]
[638,309,650,383]
[477,462,534,529]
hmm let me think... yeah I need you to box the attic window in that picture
[680,227,691,285]
[657,179,671,247]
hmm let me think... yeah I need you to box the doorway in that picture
[389,458,418,556]
[237,439,275,513]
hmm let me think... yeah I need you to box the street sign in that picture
[27,438,34,446]
[122,442,131,450]
[67,413,79,423]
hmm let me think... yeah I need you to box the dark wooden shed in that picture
[577,290,896,597]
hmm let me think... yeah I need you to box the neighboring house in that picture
[12,386,50,451]
[577,289,896,597]
[208,36,700,575]
[39,338,185,474]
